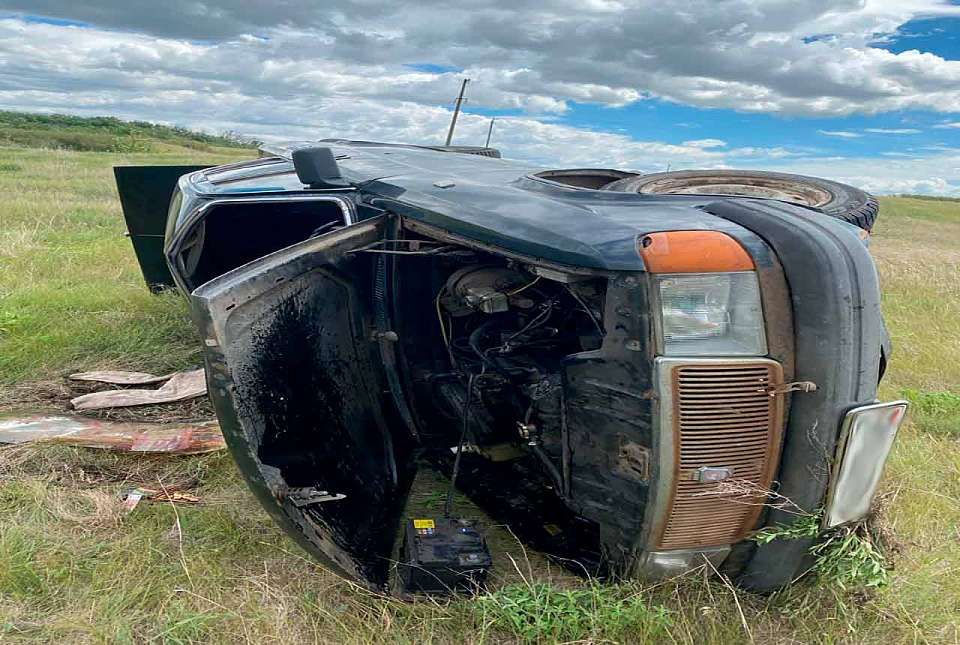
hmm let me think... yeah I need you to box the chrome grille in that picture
[657,361,784,550]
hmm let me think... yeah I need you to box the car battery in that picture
[399,517,492,594]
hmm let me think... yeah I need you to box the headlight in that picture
[656,272,766,356]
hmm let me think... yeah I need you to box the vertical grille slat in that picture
[657,361,784,551]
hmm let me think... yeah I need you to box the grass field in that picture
[0,130,958,643]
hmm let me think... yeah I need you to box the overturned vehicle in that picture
[116,142,907,593]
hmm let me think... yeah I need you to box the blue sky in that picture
[458,17,960,165]
[20,14,89,27]
[0,1,959,193]
[518,102,958,163]
[882,16,960,58]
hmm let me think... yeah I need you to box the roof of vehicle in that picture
[187,140,780,272]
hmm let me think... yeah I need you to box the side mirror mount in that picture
[292,147,351,189]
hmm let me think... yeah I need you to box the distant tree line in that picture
[0,110,261,153]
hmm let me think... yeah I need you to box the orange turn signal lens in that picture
[638,231,755,273]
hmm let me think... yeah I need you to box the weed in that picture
[476,582,671,643]
[903,389,960,413]
[811,525,889,590]
[109,135,153,153]
[754,512,821,544]
[755,512,890,590]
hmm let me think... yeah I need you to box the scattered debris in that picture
[70,368,206,411]
[122,486,202,513]
[0,413,225,454]
[69,370,174,385]
[122,488,146,512]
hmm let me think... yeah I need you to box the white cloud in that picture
[682,139,727,149]
[0,5,957,194]
[819,130,863,138]
[0,1,959,118]
[864,128,922,134]
[752,151,960,195]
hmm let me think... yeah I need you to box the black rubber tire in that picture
[603,169,879,231]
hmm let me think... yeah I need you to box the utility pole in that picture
[484,117,496,147]
[444,78,470,146]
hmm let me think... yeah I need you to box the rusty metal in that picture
[632,174,832,207]
[656,360,785,551]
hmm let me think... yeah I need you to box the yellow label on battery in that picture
[543,523,563,536]
[413,519,435,529]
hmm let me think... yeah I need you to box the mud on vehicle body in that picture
[115,141,907,592]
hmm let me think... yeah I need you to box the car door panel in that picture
[189,216,411,588]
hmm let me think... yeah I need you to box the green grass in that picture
[477,583,672,643]
[0,128,959,643]
[0,145,246,385]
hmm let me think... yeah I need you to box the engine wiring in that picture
[565,284,605,337]
[425,261,604,521]
[445,373,476,518]
[435,286,450,347]
[502,298,555,347]
[506,274,541,295]
[435,284,458,369]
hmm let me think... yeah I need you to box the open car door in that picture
[189,216,414,589]
[115,165,210,291]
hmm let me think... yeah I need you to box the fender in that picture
[704,199,883,591]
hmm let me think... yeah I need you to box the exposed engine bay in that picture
[431,263,604,462]
[382,232,612,569]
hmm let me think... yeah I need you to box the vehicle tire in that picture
[603,170,879,231]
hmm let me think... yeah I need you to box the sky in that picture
[1,1,960,194]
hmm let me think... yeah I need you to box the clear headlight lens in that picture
[657,272,766,356]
